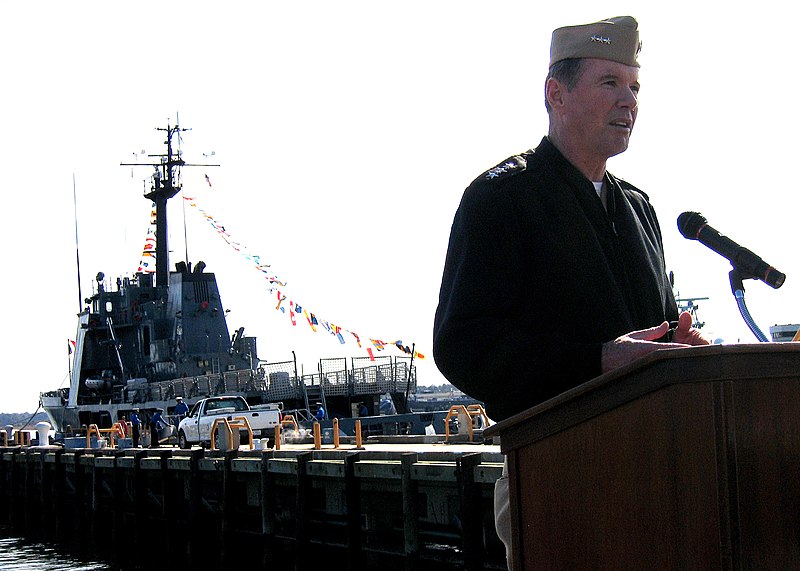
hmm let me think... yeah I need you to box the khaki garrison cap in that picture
[550,16,641,68]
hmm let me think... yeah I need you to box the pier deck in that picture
[0,439,506,569]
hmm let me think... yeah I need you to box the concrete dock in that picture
[0,438,506,569]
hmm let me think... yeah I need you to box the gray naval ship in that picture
[39,124,432,438]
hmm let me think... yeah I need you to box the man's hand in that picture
[672,310,711,346]
[601,311,710,373]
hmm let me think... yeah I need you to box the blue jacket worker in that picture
[173,396,189,423]
[149,409,165,448]
[130,410,141,448]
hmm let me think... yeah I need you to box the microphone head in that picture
[677,211,707,240]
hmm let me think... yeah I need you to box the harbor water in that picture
[0,524,298,570]
[0,526,110,570]
[0,524,291,570]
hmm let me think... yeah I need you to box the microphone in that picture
[677,211,785,289]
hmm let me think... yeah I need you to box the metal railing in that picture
[119,355,417,405]
[86,422,126,448]
[210,416,254,451]
[444,405,490,443]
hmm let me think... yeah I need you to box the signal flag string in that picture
[173,177,425,362]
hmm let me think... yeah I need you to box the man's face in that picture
[559,59,640,162]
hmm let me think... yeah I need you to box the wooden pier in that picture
[0,441,506,569]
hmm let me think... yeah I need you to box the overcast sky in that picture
[2,1,798,413]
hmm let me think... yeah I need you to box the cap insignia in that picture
[590,35,612,44]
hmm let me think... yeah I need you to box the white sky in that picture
[2,1,798,413]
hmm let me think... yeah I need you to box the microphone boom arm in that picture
[729,268,769,342]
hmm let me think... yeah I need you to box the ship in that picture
[769,323,800,343]
[39,124,445,438]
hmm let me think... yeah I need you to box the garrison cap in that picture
[550,16,641,68]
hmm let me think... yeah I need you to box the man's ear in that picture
[545,77,564,110]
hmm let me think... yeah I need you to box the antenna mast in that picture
[121,123,219,290]
[72,173,83,312]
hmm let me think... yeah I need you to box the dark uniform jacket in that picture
[433,137,678,421]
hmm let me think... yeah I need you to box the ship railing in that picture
[318,357,347,396]
[221,369,263,392]
[260,360,303,400]
[296,356,418,396]
[393,359,417,393]
[350,365,381,396]
[352,355,390,395]
[321,368,350,396]
[142,374,220,401]
[265,371,300,400]
[136,370,267,402]
[124,355,417,404]
[376,363,396,393]
[301,372,324,392]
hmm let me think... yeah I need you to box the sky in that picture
[2,1,798,413]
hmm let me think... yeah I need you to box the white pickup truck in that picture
[177,396,281,449]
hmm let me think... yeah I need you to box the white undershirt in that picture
[592,180,607,211]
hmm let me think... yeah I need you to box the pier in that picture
[0,441,506,569]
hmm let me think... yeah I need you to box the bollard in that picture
[313,422,321,450]
[355,419,365,450]
[35,422,51,447]
[274,425,281,450]
[333,418,340,449]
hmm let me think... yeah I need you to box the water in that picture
[0,527,110,570]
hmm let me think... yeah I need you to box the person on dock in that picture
[314,402,326,421]
[432,15,709,564]
[173,396,189,425]
[149,409,165,448]
[130,409,142,448]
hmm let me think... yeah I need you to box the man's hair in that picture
[544,58,585,113]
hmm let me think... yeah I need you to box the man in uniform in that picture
[433,16,709,562]
[173,396,189,424]
[149,408,165,448]
[130,409,141,448]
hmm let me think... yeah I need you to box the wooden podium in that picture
[484,343,800,570]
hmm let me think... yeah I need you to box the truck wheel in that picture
[178,430,190,450]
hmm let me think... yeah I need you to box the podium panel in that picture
[485,343,800,570]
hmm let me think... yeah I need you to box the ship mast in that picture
[146,124,184,289]
[121,123,218,291]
